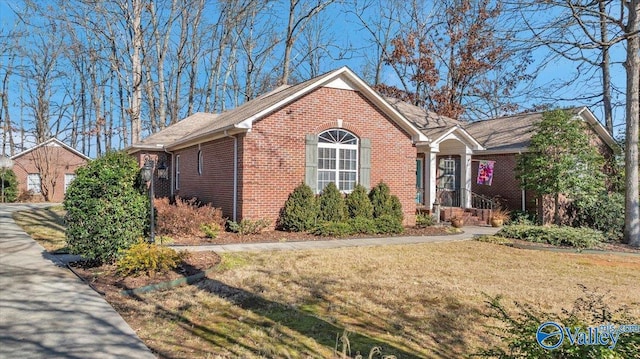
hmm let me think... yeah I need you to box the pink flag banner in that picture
[477,160,495,186]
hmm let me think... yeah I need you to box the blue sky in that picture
[0,0,631,153]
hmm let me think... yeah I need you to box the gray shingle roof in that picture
[135,112,219,148]
[383,97,465,140]
[464,111,543,151]
[174,71,340,146]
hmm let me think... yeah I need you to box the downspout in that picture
[224,130,238,222]
[519,150,525,212]
[162,147,175,197]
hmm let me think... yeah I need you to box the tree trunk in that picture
[624,0,640,246]
[130,0,143,144]
[554,192,561,226]
[599,1,613,134]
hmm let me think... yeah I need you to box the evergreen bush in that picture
[345,184,373,219]
[0,168,18,203]
[64,151,148,263]
[496,224,604,248]
[279,183,318,231]
[369,182,403,221]
[375,215,404,234]
[312,221,354,237]
[318,182,347,222]
[569,192,625,241]
[348,216,379,234]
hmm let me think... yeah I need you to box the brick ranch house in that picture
[127,67,617,226]
[10,138,90,202]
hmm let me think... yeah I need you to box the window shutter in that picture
[359,138,371,189]
[305,134,318,193]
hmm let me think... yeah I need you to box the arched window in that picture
[317,129,358,192]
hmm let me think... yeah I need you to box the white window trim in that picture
[317,129,359,193]
[27,173,42,193]
[64,174,76,194]
[175,155,180,190]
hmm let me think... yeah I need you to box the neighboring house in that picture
[128,67,617,226]
[11,138,90,202]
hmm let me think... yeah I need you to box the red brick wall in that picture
[133,151,173,199]
[241,86,417,226]
[12,145,88,202]
[470,154,531,212]
[171,137,240,219]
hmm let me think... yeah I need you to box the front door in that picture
[416,158,423,204]
[437,157,461,206]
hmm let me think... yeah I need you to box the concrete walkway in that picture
[0,204,156,359]
[170,225,501,253]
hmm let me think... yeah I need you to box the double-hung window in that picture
[27,174,41,193]
[317,129,358,193]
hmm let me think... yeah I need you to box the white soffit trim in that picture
[432,127,484,151]
[323,77,357,91]
[575,107,619,151]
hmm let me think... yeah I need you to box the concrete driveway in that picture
[0,203,156,359]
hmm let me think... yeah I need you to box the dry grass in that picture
[111,241,640,358]
[12,206,67,252]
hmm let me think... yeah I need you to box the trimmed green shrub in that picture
[116,241,186,276]
[227,218,270,235]
[318,182,347,222]
[312,221,354,237]
[496,224,604,248]
[345,184,373,219]
[569,192,624,240]
[64,151,148,263]
[389,195,403,220]
[369,182,403,221]
[476,286,640,358]
[375,215,404,234]
[0,168,18,203]
[348,216,379,234]
[279,183,318,231]
[416,213,435,227]
[369,182,392,218]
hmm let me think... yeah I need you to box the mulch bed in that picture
[167,225,455,246]
[68,225,454,296]
[69,252,221,299]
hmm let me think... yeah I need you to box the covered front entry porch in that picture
[416,126,492,222]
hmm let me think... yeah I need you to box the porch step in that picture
[440,207,491,226]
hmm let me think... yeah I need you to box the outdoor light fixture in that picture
[142,155,155,243]
[0,156,14,203]
[156,160,168,180]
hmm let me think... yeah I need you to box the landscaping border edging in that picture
[120,267,218,296]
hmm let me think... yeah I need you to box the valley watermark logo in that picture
[536,321,640,350]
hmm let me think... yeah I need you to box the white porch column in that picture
[460,150,472,208]
[425,150,438,209]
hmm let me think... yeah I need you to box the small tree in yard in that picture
[64,151,148,263]
[516,109,606,225]
[0,169,18,202]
